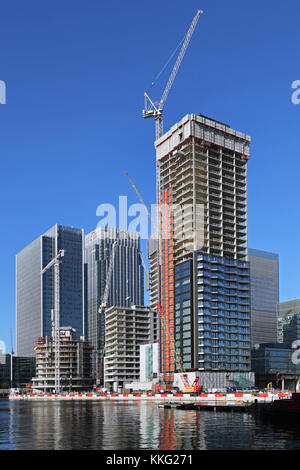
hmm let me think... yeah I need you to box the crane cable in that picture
[146,33,186,94]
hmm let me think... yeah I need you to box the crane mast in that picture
[125,172,190,389]
[124,172,155,230]
[143,9,203,140]
[100,240,118,312]
[141,10,203,389]
[10,328,14,388]
[41,249,65,394]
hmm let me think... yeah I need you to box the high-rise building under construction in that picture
[149,113,252,383]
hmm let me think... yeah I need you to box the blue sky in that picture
[0,0,299,351]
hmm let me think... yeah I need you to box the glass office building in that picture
[85,227,144,352]
[0,355,36,388]
[278,298,300,343]
[251,343,296,375]
[16,225,85,357]
[283,314,300,346]
[248,248,279,346]
[251,342,300,389]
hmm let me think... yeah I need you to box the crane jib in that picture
[142,9,203,140]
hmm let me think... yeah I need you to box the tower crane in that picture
[95,240,118,388]
[10,328,14,389]
[41,249,65,394]
[125,173,201,392]
[99,240,118,314]
[143,9,203,140]
[124,172,156,232]
[124,170,156,274]
[141,10,203,390]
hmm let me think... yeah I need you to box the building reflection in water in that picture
[9,401,300,450]
[9,401,206,450]
[158,408,205,450]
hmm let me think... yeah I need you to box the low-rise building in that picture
[283,314,300,346]
[251,342,300,390]
[0,355,36,389]
[32,327,92,392]
[278,299,300,343]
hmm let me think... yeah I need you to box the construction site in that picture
[10,8,252,399]
[10,9,285,401]
[32,328,92,393]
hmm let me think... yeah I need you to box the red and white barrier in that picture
[9,391,292,402]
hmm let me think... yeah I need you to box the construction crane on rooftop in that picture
[142,9,203,140]
[41,249,65,394]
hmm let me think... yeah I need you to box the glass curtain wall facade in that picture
[42,225,85,341]
[248,248,279,346]
[195,252,251,372]
[16,225,84,357]
[0,355,36,388]
[283,314,300,346]
[16,236,43,357]
[251,343,300,387]
[175,253,251,373]
[85,227,144,352]
[278,299,300,343]
[175,260,194,370]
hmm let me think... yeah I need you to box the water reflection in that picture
[1,400,300,450]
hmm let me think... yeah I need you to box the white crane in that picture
[95,240,118,388]
[99,240,118,314]
[10,328,14,388]
[124,172,156,230]
[125,172,188,387]
[41,249,65,393]
[124,171,154,281]
[143,9,203,140]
